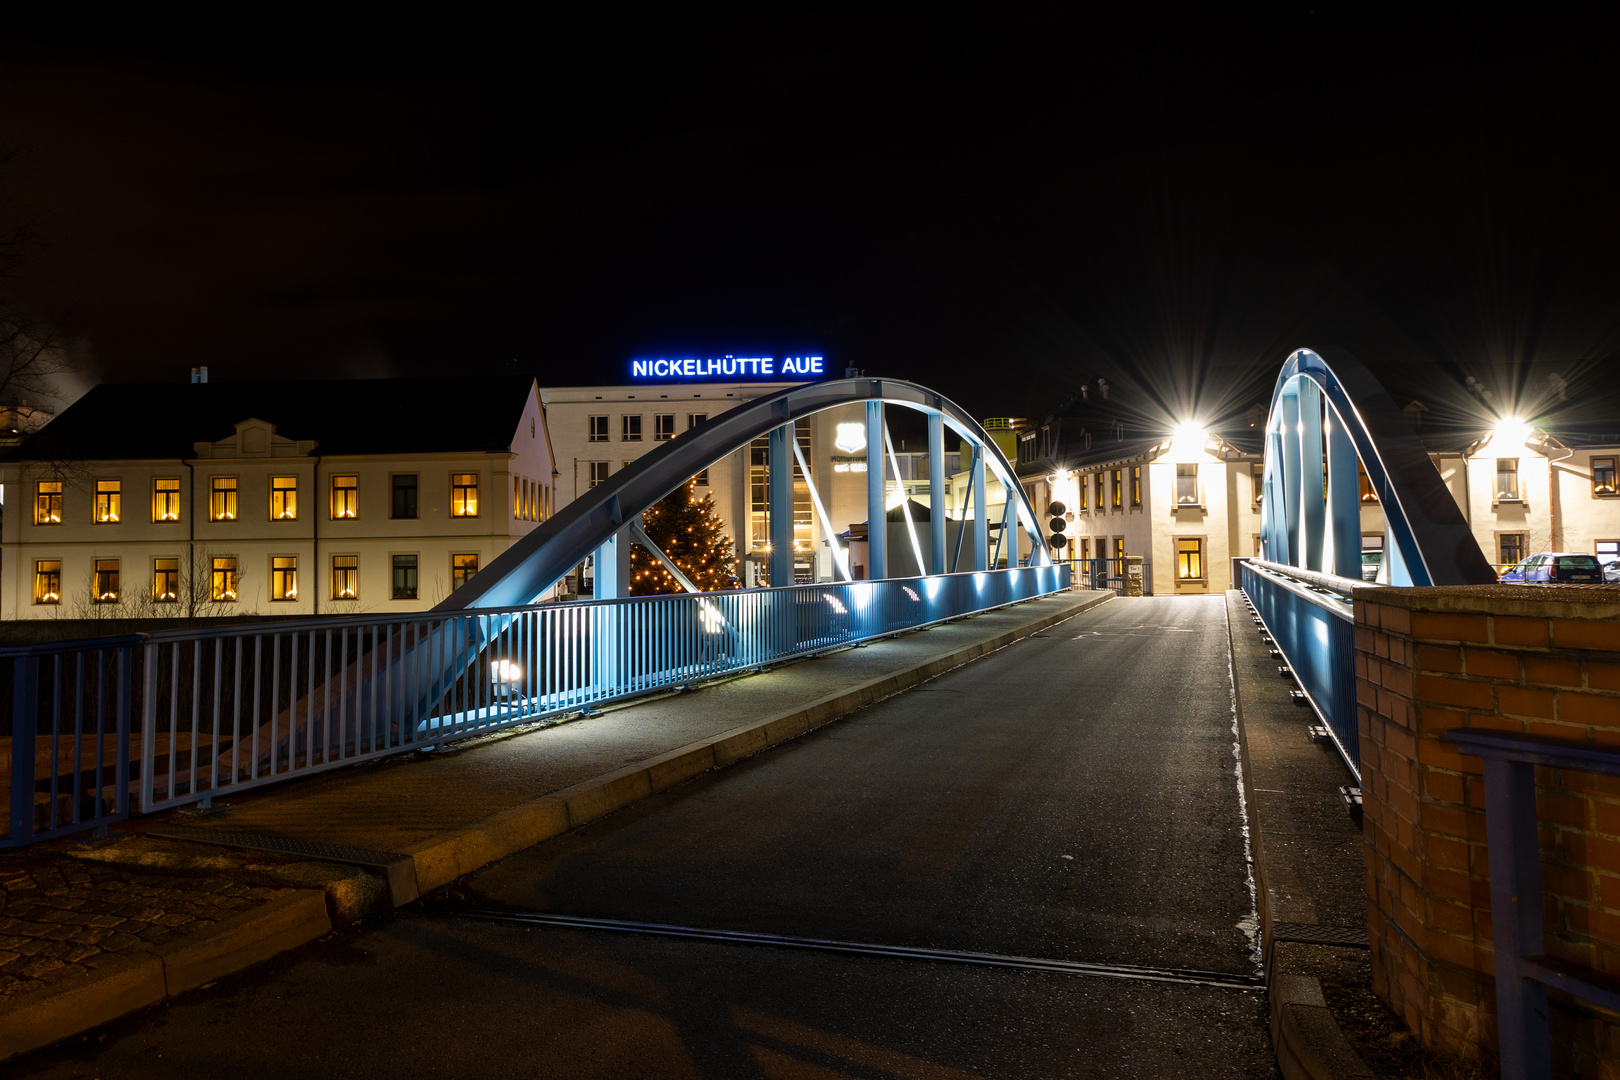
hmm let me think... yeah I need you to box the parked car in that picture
[1605,558,1620,584]
[1360,550,1383,582]
[1498,553,1605,585]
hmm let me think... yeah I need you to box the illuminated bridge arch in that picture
[439,377,1054,611]
[1259,347,1495,587]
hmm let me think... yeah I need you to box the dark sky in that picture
[3,12,1618,431]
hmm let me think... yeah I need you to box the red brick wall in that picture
[1357,586,1620,1074]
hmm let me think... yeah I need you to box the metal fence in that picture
[1060,558,1148,595]
[1240,558,1358,778]
[4,563,1069,845]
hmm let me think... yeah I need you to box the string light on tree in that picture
[628,480,740,595]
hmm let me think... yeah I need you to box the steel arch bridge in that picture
[1257,347,1494,587]
[437,376,1055,611]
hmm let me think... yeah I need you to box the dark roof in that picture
[5,377,536,462]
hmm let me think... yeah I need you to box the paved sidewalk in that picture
[2,588,1109,1061]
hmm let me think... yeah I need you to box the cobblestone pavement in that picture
[0,853,293,1001]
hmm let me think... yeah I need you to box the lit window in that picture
[1112,538,1125,560]
[655,414,675,440]
[153,558,179,602]
[34,559,61,604]
[1079,476,1089,511]
[513,475,522,519]
[35,480,62,524]
[1111,470,1123,508]
[211,557,238,602]
[1130,466,1141,507]
[392,554,418,600]
[1176,538,1204,580]
[270,477,297,520]
[271,556,298,601]
[588,415,609,442]
[1499,533,1526,566]
[153,478,181,522]
[331,555,358,599]
[452,553,478,590]
[589,461,610,487]
[331,475,358,519]
[210,477,238,521]
[1078,537,1090,560]
[452,473,479,517]
[95,480,122,523]
[392,475,418,519]
[94,559,121,603]
[1095,474,1105,508]
[1594,456,1617,496]
[1358,463,1378,503]
[1496,458,1520,500]
[622,415,642,441]
[1175,464,1199,506]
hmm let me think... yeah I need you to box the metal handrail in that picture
[1446,728,1620,1080]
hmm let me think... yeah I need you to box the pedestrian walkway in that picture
[1,589,1108,1062]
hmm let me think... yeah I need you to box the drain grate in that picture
[149,828,419,906]
[1271,922,1369,949]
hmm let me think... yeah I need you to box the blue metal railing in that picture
[4,564,1069,844]
[1240,558,1359,778]
[1447,728,1620,1080]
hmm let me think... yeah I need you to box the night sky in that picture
[3,13,1618,433]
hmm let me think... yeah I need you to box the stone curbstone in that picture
[155,889,331,996]
[0,951,167,1063]
[0,889,330,1063]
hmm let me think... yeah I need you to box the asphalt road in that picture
[15,595,1277,1079]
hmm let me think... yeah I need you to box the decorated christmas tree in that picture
[629,480,739,595]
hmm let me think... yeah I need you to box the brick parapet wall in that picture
[1357,584,1620,1074]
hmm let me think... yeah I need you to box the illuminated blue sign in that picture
[629,355,826,381]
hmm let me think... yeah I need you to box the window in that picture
[1113,538,1125,560]
[93,559,120,602]
[1251,462,1265,508]
[210,477,238,521]
[1078,475,1089,511]
[95,480,122,523]
[1358,464,1378,503]
[452,553,478,590]
[655,414,675,440]
[1496,458,1520,500]
[622,414,642,441]
[451,473,479,517]
[1176,538,1204,580]
[392,474,418,519]
[34,559,61,604]
[1594,456,1618,496]
[153,478,181,522]
[270,476,297,520]
[688,413,707,429]
[589,461,610,487]
[153,558,179,602]
[694,466,709,487]
[1096,474,1106,508]
[513,476,522,519]
[1079,538,1090,560]
[1130,466,1142,507]
[269,556,298,601]
[331,555,358,600]
[1175,464,1199,506]
[35,480,62,524]
[331,475,358,519]
[1499,533,1526,566]
[588,415,609,442]
[211,557,238,602]
[392,554,418,600]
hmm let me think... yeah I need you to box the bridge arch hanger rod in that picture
[437,377,1053,613]
[1258,347,1495,588]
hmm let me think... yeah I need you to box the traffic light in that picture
[1048,501,1068,550]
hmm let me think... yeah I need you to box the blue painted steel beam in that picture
[971,445,988,571]
[436,377,1051,610]
[1325,404,1362,579]
[769,424,793,587]
[1299,380,1325,572]
[928,411,946,574]
[865,399,886,582]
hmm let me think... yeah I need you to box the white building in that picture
[0,377,554,620]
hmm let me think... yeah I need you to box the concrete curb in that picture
[402,591,1114,893]
[1224,592,1376,1080]
[0,888,330,1063]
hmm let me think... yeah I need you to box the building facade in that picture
[0,377,554,620]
